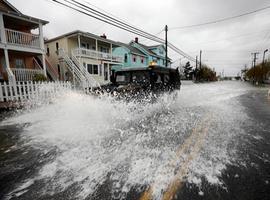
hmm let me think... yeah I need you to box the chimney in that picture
[100,33,107,39]
[135,37,138,43]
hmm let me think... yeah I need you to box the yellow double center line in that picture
[140,113,212,200]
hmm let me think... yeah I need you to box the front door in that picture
[104,63,108,81]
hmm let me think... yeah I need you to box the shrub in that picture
[33,73,47,82]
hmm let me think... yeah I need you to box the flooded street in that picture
[0,81,269,200]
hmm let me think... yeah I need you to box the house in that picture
[45,30,123,85]
[111,41,148,71]
[0,0,50,82]
[112,37,171,70]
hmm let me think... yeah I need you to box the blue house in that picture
[112,38,171,70]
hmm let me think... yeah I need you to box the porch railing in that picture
[5,28,40,49]
[72,48,123,63]
[11,68,44,82]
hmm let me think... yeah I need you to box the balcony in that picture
[1,28,41,49]
[72,48,123,63]
[11,68,44,82]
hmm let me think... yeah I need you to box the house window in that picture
[81,43,85,48]
[141,57,144,64]
[93,65,98,74]
[47,47,50,56]
[124,54,128,63]
[15,59,25,68]
[87,64,92,74]
[100,47,109,53]
[133,55,136,63]
[56,42,59,50]
[87,64,99,75]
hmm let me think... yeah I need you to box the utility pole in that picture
[251,52,259,84]
[263,49,268,64]
[196,56,198,69]
[199,50,202,69]
[165,25,168,67]
[195,56,198,81]
[198,50,202,81]
[262,49,268,82]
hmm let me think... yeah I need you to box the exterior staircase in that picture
[58,48,100,90]
[34,56,59,81]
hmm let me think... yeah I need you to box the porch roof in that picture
[45,30,121,46]
[0,0,48,28]
[2,11,49,27]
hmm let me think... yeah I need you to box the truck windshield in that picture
[115,71,151,85]
[131,71,150,84]
[115,72,131,84]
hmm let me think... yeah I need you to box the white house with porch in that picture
[0,0,52,83]
[45,30,123,86]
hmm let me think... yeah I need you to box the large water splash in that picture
[1,81,253,200]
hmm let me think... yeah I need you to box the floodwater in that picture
[0,81,269,200]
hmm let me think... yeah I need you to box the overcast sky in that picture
[9,0,270,76]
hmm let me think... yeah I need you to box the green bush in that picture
[246,61,270,83]
[33,73,47,82]
[196,66,217,82]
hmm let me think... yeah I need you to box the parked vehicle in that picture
[93,65,181,100]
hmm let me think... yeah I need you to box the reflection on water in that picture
[0,81,258,199]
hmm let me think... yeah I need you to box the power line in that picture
[81,0,132,25]
[170,5,270,30]
[62,0,162,41]
[52,0,164,43]
[140,29,164,43]
[50,0,197,63]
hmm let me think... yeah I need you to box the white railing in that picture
[33,57,59,81]
[45,58,59,81]
[58,49,85,84]
[0,81,71,102]
[72,48,123,63]
[5,28,40,49]
[11,68,44,82]
[58,48,100,90]
[71,51,100,88]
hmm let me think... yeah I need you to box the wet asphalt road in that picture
[0,81,269,200]
[175,89,270,200]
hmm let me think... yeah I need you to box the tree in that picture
[246,61,270,83]
[196,65,217,82]
[183,61,193,80]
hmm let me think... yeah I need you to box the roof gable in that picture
[117,42,147,56]
[130,41,154,56]
[148,44,165,51]
[130,41,168,59]
[0,0,21,13]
